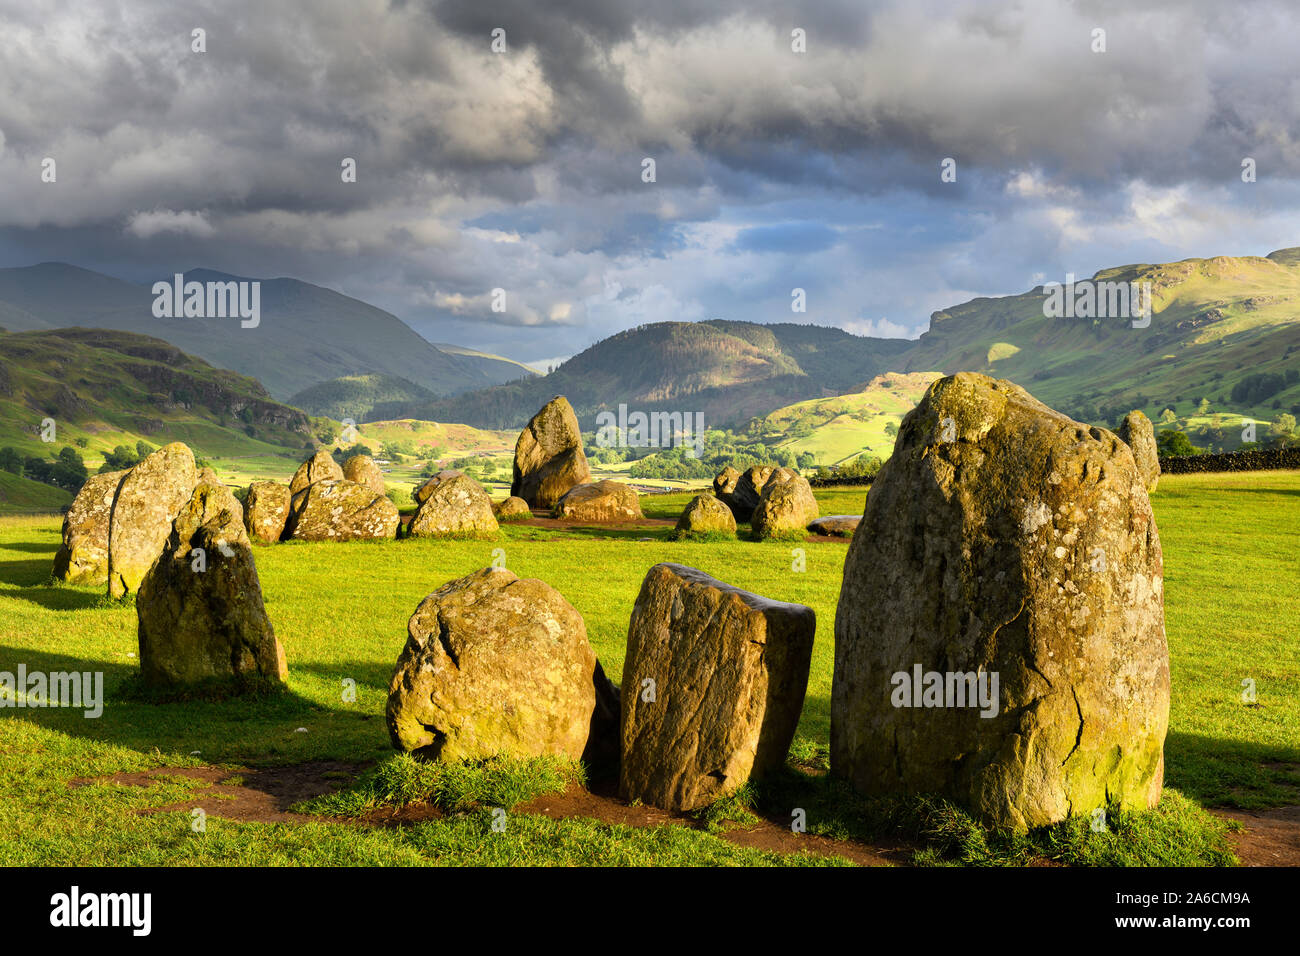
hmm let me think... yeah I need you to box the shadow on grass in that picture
[0,541,63,554]
[0,557,58,587]
[1165,730,1300,810]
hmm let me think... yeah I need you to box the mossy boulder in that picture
[620,563,815,811]
[52,470,127,585]
[494,495,532,521]
[751,474,819,539]
[832,372,1169,831]
[1117,410,1161,493]
[674,493,737,538]
[137,479,286,691]
[343,454,386,498]
[808,515,859,537]
[408,471,499,539]
[289,448,343,496]
[552,479,644,522]
[728,465,796,521]
[243,480,291,543]
[386,568,601,761]
[285,479,399,541]
[511,395,591,508]
[107,442,198,599]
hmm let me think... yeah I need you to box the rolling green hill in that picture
[900,249,1300,428]
[382,321,913,430]
[289,374,439,421]
[0,328,314,471]
[0,264,528,401]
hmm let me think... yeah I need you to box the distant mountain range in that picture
[0,264,534,402]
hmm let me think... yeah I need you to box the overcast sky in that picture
[2,0,1298,364]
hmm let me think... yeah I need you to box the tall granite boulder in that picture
[289,448,343,496]
[137,478,287,691]
[552,480,644,522]
[386,568,600,761]
[285,479,399,541]
[832,373,1169,831]
[343,454,387,498]
[713,466,740,505]
[244,481,292,543]
[511,396,591,509]
[107,443,198,599]
[620,563,816,811]
[673,493,737,539]
[408,470,499,539]
[728,465,797,521]
[750,474,819,539]
[52,470,127,585]
[1117,410,1161,493]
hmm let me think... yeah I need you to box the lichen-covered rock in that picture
[808,514,860,537]
[343,454,386,498]
[52,470,127,585]
[289,448,343,496]
[412,469,466,506]
[494,495,532,520]
[751,474,819,539]
[386,568,600,761]
[285,479,399,541]
[620,563,816,811]
[137,479,286,691]
[1117,410,1161,493]
[552,479,644,522]
[107,443,198,599]
[832,372,1169,831]
[511,396,591,508]
[728,465,797,521]
[244,481,291,543]
[674,493,737,538]
[408,470,499,539]
[713,466,740,504]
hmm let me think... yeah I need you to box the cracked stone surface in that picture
[511,395,591,509]
[107,443,198,599]
[244,480,291,543]
[53,469,127,585]
[619,563,816,811]
[831,372,1169,831]
[285,479,398,541]
[408,470,499,539]
[386,568,604,762]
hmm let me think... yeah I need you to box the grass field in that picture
[1,474,1296,866]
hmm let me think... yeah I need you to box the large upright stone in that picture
[408,470,499,539]
[52,470,127,585]
[750,474,819,539]
[285,479,399,541]
[620,563,816,811]
[137,479,286,691]
[244,480,291,543]
[343,454,386,498]
[289,448,343,496]
[552,479,643,522]
[832,373,1169,831]
[107,442,198,599]
[713,466,740,504]
[412,469,466,506]
[1117,410,1161,493]
[386,568,600,761]
[511,396,591,509]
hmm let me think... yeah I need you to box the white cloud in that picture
[125,209,215,239]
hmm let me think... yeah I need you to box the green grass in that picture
[0,470,73,514]
[1,473,1296,866]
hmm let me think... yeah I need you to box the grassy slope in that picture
[0,474,1295,865]
[0,471,72,513]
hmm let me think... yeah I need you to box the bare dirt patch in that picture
[1213,805,1300,866]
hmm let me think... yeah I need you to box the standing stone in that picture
[1117,410,1161,493]
[244,481,292,543]
[413,469,466,506]
[408,470,499,539]
[620,563,816,811]
[494,495,532,520]
[832,373,1169,831]
[387,568,600,761]
[511,396,591,508]
[751,474,819,539]
[552,479,644,522]
[289,448,343,496]
[52,470,127,585]
[728,465,796,521]
[674,493,737,538]
[107,442,198,599]
[137,479,286,691]
[285,479,399,541]
[343,454,387,498]
[713,466,740,507]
